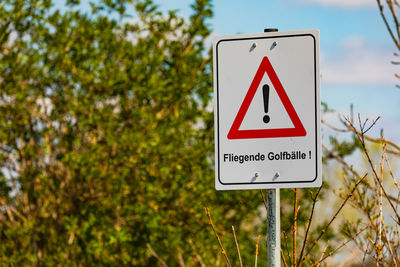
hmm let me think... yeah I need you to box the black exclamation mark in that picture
[263,84,270,123]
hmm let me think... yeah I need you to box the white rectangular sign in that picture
[213,29,322,190]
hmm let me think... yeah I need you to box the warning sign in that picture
[228,56,306,139]
[213,29,322,190]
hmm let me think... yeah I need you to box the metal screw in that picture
[274,172,280,178]
[255,172,260,178]
[264,28,278,32]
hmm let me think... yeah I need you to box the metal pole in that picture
[263,27,281,267]
[266,189,280,266]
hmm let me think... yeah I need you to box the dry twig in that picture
[298,187,322,267]
[204,207,232,267]
[281,248,289,267]
[376,0,400,50]
[260,190,268,211]
[147,243,168,267]
[302,175,367,260]
[293,188,299,266]
[232,226,243,267]
[310,226,367,267]
[283,231,292,267]
[345,116,400,225]
[255,235,261,267]
[188,238,206,267]
[323,117,400,154]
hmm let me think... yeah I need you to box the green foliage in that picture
[328,134,362,158]
[0,0,264,265]
[321,101,333,113]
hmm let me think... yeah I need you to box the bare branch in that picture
[321,119,348,132]
[204,207,232,267]
[310,226,368,267]
[316,244,328,267]
[293,188,299,266]
[303,175,367,260]
[147,243,168,267]
[283,231,292,267]
[260,190,268,211]
[387,0,400,42]
[188,239,206,267]
[383,226,399,267]
[178,250,185,267]
[323,117,400,153]
[255,235,261,267]
[232,226,243,267]
[298,187,322,267]
[323,143,400,203]
[377,0,400,50]
[281,248,289,267]
[345,117,400,224]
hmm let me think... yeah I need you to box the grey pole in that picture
[266,189,280,266]
[264,27,281,267]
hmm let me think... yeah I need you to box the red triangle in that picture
[227,56,306,139]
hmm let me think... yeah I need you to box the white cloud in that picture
[321,36,398,86]
[299,0,375,8]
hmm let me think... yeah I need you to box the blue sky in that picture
[156,0,400,141]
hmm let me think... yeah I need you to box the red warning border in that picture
[227,56,306,139]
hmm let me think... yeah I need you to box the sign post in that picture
[265,28,280,267]
[213,29,321,266]
[267,188,280,266]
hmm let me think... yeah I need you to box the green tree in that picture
[0,0,264,265]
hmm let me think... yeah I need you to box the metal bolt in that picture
[272,41,277,48]
[255,172,260,178]
[252,42,257,48]
[274,172,280,178]
[264,28,278,32]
